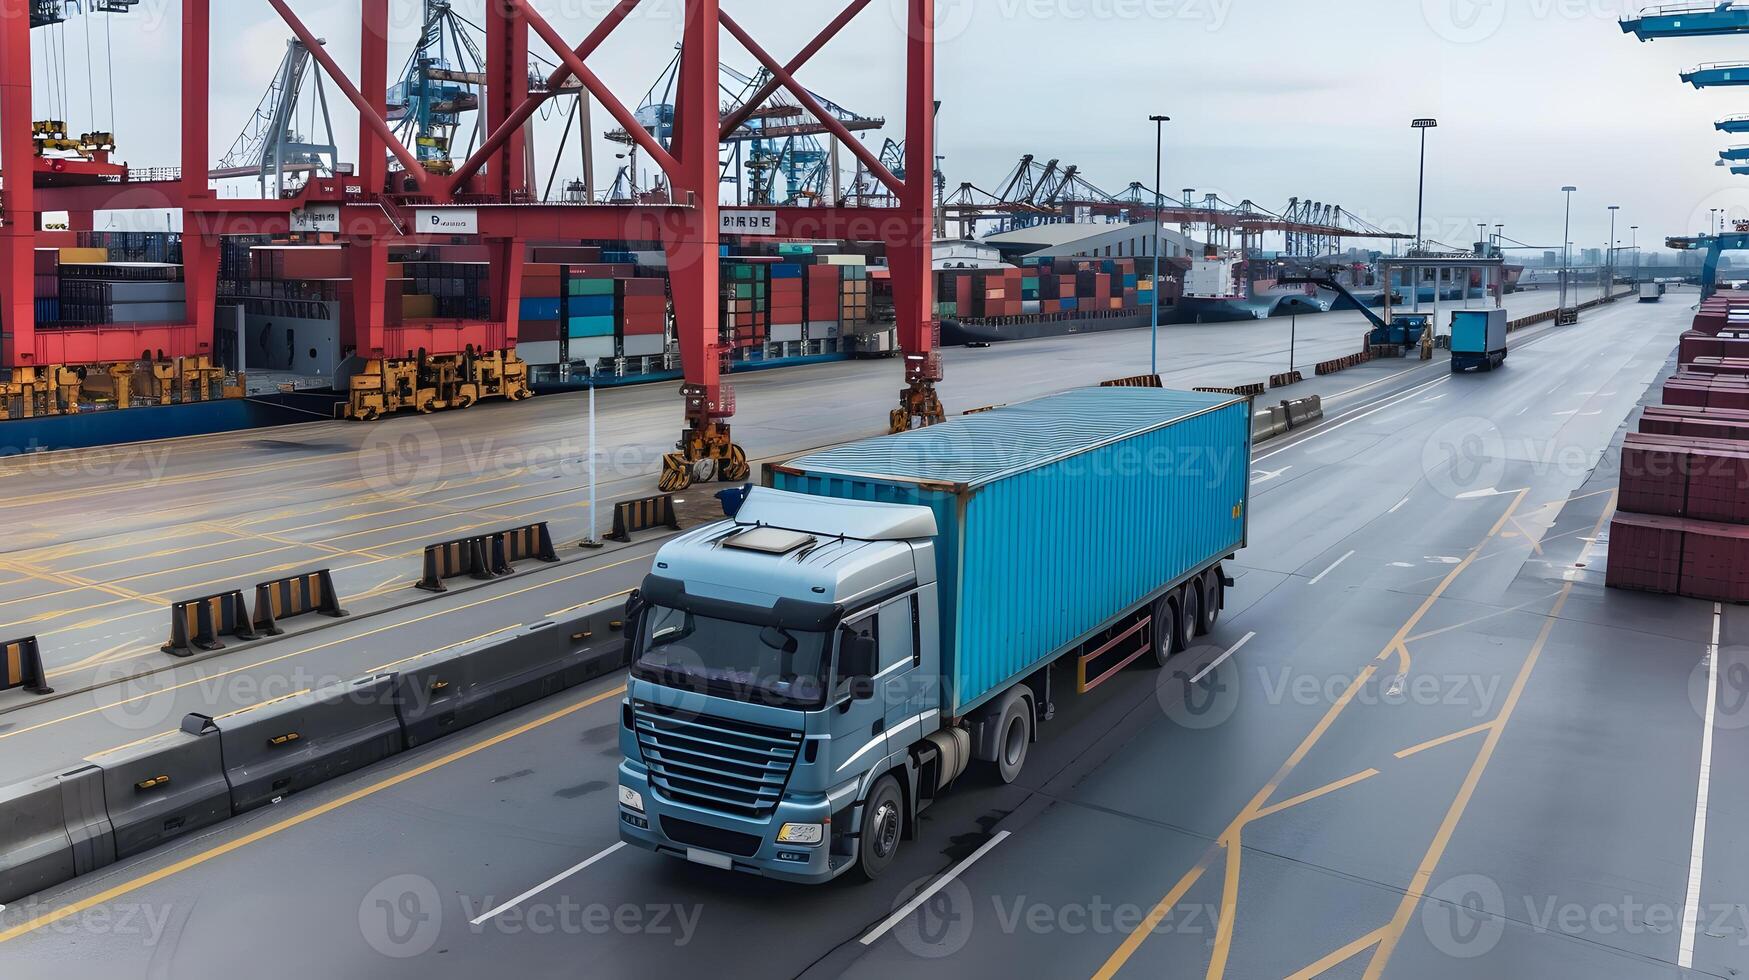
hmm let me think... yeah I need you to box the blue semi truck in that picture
[616,387,1251,882]
[1450,308,1509,373]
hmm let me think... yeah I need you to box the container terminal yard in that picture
[2,2,1749,979]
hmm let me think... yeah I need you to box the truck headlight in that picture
[618,786,644,812]
[776,822,823,845]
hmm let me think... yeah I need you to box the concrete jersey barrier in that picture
[214,674,404,813]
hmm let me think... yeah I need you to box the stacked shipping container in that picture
[934,257,1144,321]
[1609,289,1749,602]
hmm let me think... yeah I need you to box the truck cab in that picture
[617,489,944,883]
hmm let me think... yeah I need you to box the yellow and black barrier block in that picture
[1,636,51,696]
[487,522,561,575]
[163,591,258,657]
[415,536,497,593]
[251,570,348,636]
[1100,374,1164,389]
[607,494,681,544]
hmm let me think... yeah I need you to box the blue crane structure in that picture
[1622,3,1749,40]
[1668,230,1749,298]
[605,48,883,205]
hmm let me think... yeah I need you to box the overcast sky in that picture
[21,0,1747,253]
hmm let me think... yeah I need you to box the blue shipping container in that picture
[570,294,616,317]
[519,297,562,321]
[567,315,616,338]
[774,387,1251,714]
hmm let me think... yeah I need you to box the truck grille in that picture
[632,700,803,818]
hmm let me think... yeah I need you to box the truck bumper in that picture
[617,762,848,885]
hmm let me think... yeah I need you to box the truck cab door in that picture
[827,612,890,781]
[876,595,925,745]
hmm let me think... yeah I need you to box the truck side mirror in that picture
[622,590,645,664]
[841,634,878,700]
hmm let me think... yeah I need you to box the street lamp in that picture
[1607,205,1620,300]
[1631,225,1639,279]
[1561,186,1577,311]
[1412,119,1438,257]
[1150,114,1170,377]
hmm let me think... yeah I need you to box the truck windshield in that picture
[633,603,829,709]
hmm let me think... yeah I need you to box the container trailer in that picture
[1640,282,1666,302]
[617,386,1251,882]
[1450,308,1509,372]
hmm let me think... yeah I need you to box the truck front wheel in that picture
[991,694,1032,784]
[854,775,905,881]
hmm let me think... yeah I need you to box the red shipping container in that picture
[1680,520,1749,602]
[533,246,603,264]
[1686,444,1749,523]
[519,319,561,342]
[1605,513,1687,595]
[1619,442,1690,518]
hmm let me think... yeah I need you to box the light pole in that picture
[1607,205,1620,300]
[1631,225,1639,279]
[1412,119,1438,256]
[579,365,602,548]
[1149,114,1170,377]
[1561,186,1577,311]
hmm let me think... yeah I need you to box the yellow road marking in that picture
[1392,721,1493,761]
[368,624,523,674]
[0,683,628,945]
[43,640,139,678]
[1090,490,1529,980]
[1284,927,1387,980]
[1204,831,1245,979]
[1359,491,1616,978]
[1252,769,1382,821]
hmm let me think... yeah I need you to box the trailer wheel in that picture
[1176,587,1200,652]
[990,694,1032,785]
[1198,573,1223,635]
[853,775,905,882]
[1148,595,1178,667]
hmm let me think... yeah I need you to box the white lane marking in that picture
[1456,487,1528,500]
[1552,410,1578,417]
[1422,393,1447,403]
[470,842,627,925]
[861,831,1012,946]
[1191,631,1256,685]
[1255,376,1449,463]
[1307,551,1355,586]
[1251,466,1292,484]
[1678,604,1724,969]
[1388,496,1411,514]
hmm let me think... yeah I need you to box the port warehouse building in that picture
[981,221,1204,263]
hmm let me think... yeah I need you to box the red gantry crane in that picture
[1,1,941,490]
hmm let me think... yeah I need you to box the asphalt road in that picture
[2,288,1728,980]
[0,286,1600,690]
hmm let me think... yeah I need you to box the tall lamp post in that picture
[1411,118,1437,314]
[1607,205,1620,301]
[1561,186,1577,312]
[1149,114,1170,377]
[1631,225,1639,280]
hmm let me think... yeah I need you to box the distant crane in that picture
[387,1,486,176]
[212,39,340,197]
[609,48,883,206]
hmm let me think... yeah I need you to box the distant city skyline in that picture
[10,0,1739,254]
